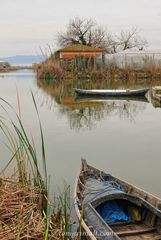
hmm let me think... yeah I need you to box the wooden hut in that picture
[56,44,104,61]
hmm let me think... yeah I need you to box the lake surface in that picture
[0,69,161,199]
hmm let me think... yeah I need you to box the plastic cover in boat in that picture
[83,177,130,224]
[96,201,130,224]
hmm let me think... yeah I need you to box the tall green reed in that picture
[0,92,75,239]
[0,92,47,192]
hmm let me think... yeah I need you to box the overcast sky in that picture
[0,0,161,56]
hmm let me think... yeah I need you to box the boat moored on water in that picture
[74,160,161,240]
[74,88,149,97]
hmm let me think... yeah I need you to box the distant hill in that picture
[0,55,47,66]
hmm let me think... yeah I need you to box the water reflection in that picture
[151,98,161,108]
[36,79,151,130]
[1,70,161,199]
[61,99,148,130]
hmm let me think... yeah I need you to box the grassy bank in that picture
[35,55,161,82]
[0,94,75,239]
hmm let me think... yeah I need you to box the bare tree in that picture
[57,18,94,46]
[113,27,148,52]
[89,27,114,51]
[57,18,147,53]
[57,17,113,52]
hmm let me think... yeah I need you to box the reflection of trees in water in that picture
[36,78,149,131]
[58,100,147,131]
[36,80,64,111]
[111,101,146,121]
[58,104,105,130]
[34,88,56,111]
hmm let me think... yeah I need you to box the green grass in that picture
[0,92,47,191]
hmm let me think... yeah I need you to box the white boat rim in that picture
[77,89,146,93]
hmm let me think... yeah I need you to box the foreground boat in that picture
[74,160,161,240]
[74,88,149,97]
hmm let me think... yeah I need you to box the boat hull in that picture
[74,160,161,240]
[74,88,149,97]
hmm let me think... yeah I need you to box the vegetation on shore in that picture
[35,53,161,82]
[0,94,75,239]
[34,17,161,83]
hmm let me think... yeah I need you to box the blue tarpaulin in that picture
[84,178,131,224]
[96,201,130,224]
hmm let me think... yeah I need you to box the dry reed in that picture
[35,54,161,82]
[0,178,71,240]
[0,94,76,240]
[0,179,45,239]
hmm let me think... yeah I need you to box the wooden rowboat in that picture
[74,160,161,240]
[74,88,149,97]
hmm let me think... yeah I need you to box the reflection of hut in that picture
[0,61,10,70]
[56,44,104,63]
[61,96,103,108]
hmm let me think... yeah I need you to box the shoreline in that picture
[35,56,161,82]
[0,65,32,73]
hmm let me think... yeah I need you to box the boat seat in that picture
[110,221,131,227]
[116,226,157,237]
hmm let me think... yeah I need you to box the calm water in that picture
[0,69,161,198]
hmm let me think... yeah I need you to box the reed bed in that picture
[0,180,45,240]
[35,55,161,82]
[0,94,76,240]
[0,178,74,239]
[35,58,64,82]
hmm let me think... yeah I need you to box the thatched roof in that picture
[58,44,103,53]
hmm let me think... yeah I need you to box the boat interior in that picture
[94,198,161,240]
[78,161,161,239]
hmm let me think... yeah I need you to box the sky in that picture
[0,0,161,56]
